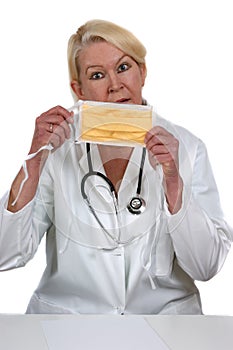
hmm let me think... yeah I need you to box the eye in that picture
[90,71,104,80]
[117,62,130,73]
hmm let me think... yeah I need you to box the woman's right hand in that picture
[29,105,74,156]
[7,106,74,212]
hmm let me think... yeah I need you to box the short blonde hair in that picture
[67,19,147,85]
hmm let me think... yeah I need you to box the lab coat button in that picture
[112,248,123,257]
[114,306,124,314]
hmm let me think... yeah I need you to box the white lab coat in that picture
[0,114,232,314]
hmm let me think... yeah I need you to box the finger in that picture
[51,124,68,144]
[145,126,169,143]
[145,129,173,149]
[34,118,67,146]
[42,105,73,122]
[153,153,173,164]
[145,135,171,154]
[47,118,71,139]
[48,132,63,150]
[148,144,170,156]
[40,106,73,136]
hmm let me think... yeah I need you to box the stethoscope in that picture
[80,143,146,244]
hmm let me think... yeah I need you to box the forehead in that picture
[79,41,127,68]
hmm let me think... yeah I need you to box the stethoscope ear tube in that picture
[81,171,115,200]
[81,142,116,200]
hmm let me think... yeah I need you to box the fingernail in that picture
[68,116,74,123]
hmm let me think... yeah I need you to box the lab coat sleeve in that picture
[0,161,54,271]
[167,139,232,281]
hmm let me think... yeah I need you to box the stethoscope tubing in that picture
[80,142,146,244]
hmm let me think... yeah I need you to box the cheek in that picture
[84,83,107,100]
[128,70,144,89]
[130,76,144,96]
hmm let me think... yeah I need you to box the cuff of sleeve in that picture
[1,190,35,216]
[163,183,192,234]
[0,192,36,270]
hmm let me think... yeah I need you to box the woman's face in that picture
[71,41,146,104]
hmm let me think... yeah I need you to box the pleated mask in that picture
[73,100,153,146]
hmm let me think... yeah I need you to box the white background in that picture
[0,0,233,315]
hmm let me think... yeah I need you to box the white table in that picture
[0,314,233,350]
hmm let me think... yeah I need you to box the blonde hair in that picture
[67,19,147,86]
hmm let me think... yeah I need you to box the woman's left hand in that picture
[144,126,179,176]
[144,126,183,213]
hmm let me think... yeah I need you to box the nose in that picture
[108,72,123,93]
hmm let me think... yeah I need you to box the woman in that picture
[0,19,232,314]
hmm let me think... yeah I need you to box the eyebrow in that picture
[85,54,130,75]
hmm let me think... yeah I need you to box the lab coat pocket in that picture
[26,293,75,314]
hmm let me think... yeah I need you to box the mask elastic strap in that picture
[11,144,53,206]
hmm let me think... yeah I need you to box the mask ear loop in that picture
[11,144,54,206]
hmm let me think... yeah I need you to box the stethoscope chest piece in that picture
[127,196,146,215]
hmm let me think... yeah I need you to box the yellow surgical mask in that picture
[75,101,152,146]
